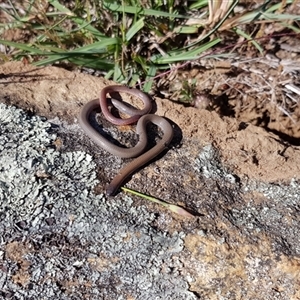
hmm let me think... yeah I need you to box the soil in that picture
[157,35,300,145]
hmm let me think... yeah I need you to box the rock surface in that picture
[0,62,299,299]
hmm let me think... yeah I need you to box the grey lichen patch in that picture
[242,179,300,256]
[0,104,196,299]
[194,144,237,184]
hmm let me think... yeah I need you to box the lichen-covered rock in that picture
[0,103,196,300]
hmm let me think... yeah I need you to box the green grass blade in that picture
[34,38,119,55]
[128,73,140,87]
[236,11,300,25]
[71,17,104,39]
[263,13,300,21]
[189,0,208,9]
[234,28,263,54]
[104,2,188,19]
[0,38,118,57]
[265,0,294,13]
[104,69,114,80]
[281,23,300,33]
[33,55,70,66]
[174,26,199,34]
[47,0,75,16]
[121,187,195,217]
[67,38,119,53]
[68,56,114,69]
[0,40,45,54]
[34,54,115,70]
[126,18,145,42]
[143,65,157,93]
[113,64,124,82]
[152,38,221,64]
